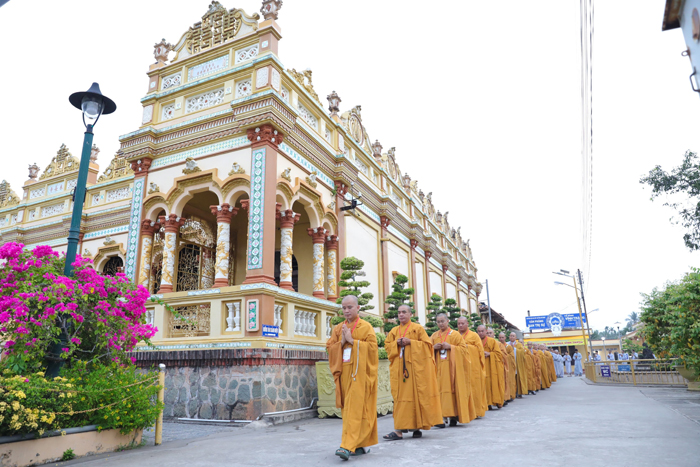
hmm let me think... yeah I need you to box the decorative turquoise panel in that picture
[125,178,145,280]
[247,148,266,269]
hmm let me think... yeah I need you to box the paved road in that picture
[70,377,700,467]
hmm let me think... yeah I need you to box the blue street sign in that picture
[262,325,279,338]
[600,365,611,377]
[525,312,587,330]
[618,364,631,372]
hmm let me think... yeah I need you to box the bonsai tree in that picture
[442,298,461,330]
[469,312,483,332]
[332,256,375,325]
[425,294,443,336]
[383,274,415,333]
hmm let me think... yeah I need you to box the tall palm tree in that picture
[627,311,639,328]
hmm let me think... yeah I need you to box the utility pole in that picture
[485,279,492,324]
[577,269,595,359]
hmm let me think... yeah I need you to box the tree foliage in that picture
[333,256,375,325]
[383,274,415,333]
[640,150,700,250]
[622,338,643,354]
[442,298,462,330]
[640,268,700,376]
[425,294,443,336]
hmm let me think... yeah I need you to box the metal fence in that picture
[584,359,689,387]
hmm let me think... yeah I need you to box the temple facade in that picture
[0,1,486,419]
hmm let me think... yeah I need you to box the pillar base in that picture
[158,285,173,294]
[279,281,294,291]
[327,295,338,302]
[313,291,326,299]
[242,275,278,286]
[213,278,229,287]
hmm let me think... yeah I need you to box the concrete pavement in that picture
[68,377,700,467]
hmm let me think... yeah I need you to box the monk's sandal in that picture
[335,448,351,461]
[351,448,370,456]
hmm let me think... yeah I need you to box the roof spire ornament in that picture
[90,144,100,163]
[261,0,283,21]
[327,90,341,118]
[153,38,173,64]
[371,140,383,162]
[28,163,39,180]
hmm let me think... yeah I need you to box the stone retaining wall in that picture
[131,348,327,420]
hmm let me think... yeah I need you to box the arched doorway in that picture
[102,256,123,276]
[274,252,298,291]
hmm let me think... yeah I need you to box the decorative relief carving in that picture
[184,2,253,56]
[297,101,318,129]
[305,171,318,189]
[246,124,284,149]
[153,38,173,64]
[256,67,269,88]
[106,187,131,203]
[260,0,282,20]
[280,167,291,182]
[327,90,341,118]
[235,79,252,98]
[235,44,259,64]
[147,183,160,195]
[29,187,45,199]
[280,86,289,102]
[271,68,281,91]
[41,203,65,218]
[39,144,79,180]
[287,68,321,104]
[142,105,154,124]
[188,55,230,81]
[0,181,21,209]
[103,235,116,246]
[66,179,78,192]
[228,162,245,175]
[161,72,181,90]
[186,88,225,113]
[182,157,202,174]
[98,155,134,183]
[162,104,176,121]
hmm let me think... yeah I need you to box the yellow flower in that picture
[35,371,45,377]
[104,415,108,419]
[11,401,20,411]
[81,397,85,401]
[14,391,26,399]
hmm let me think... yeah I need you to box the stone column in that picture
[334,182,350,264]
[308,227,327,298]
[442,264,449,300]
[456,274,462,311]
[277,209,301,291]
[210,203,239,288]
[467,275,475,315]
[157,214,185,294]
[380,216,391,311]
[126,156,152,282]
[137,219,158,289]
[325,235,339,301]
[425,250,432,299]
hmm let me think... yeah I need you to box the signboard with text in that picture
[525,312,587,330]
[600,365,611,377]
[262,325,279,338]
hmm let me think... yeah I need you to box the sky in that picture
[1,0,698,332]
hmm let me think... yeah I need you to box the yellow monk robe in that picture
[460,330,485,418]
[327,319,378,452]
[498,341,511,401]
[504,344,517,400]
[431,329,472,423]
[546,351,557,382]
[523,349,534,391]
[481,336,505,408]
[385,323,443,430]
[512,342,529,395]
[537,350,551,388]
[531,349,542,390]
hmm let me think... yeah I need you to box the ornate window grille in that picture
[176,243,201,292]
[161,73,182,90]
[185,88,225,113]
[235,79,252,98]
[162,104,176,121]
[297,102,318,130]
[235,45,259,64]
[169,304,211,338]
[102,256,124,276]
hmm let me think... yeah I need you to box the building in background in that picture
[662,0,700,95]
[0,1,493,419]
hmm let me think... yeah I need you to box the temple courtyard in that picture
[65,377,700,466]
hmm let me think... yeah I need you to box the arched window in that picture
[274,251,299,291]
[102,256,123,276]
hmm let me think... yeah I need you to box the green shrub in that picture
[363,316,384,328]
[62,448,75,461]
[378,348,388,360]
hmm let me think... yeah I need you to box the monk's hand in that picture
[340,324,348,345]
[484,351,490,357]
[434,343,442,350]
[442,342,451,350]
[402,338,411,346]
[342,325,353,345]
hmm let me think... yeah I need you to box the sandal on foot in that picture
[351,448,370,456]
[412,430,422,438]
[383,432,403,441]
[335,448,351,461]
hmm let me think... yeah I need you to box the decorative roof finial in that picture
[371,140,383,162]
[90,144,100,163]
[260,0,283,21]
[153,38,173,64]
[28,163,39,180]
[327,90,341,118]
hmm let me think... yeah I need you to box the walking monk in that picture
[546,347,557,382]
[431,313,472,426]
[527,342,541,392]
[457,316,484,419]
[508,332,528,398]
[489,329,510,405]
[499,332,516,402]
[327,295,378,460]
[536,344,552,389]
[383,305,443,440]
[478,325,504,410]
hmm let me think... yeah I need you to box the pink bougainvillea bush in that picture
[0,242,156,373]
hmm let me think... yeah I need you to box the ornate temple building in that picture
[0,1,486,419]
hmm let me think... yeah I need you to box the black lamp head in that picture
[69,82,117,117]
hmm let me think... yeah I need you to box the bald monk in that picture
[327,295,378,460]
[478,325,504,410]
[489,329,510,406]
[535,344,551,389]
[499,332,516,402]
[522,341,536,395]
[508,333,528,398]
[431,313,472,426]
[383,305,443,440]
[457,317,484,419]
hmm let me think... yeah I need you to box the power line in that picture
[580,0,594,292]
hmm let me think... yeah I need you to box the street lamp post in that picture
[553,269,595,360]
[45,83,116,378]
[601,336,606,361]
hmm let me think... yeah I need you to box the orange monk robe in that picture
[530,349,542,390]
[498,342,511,401]
[385,323,443,431]
[504,344,517,400]
[460,330,485,419]
[327,319,378,452]
[481,336,505,408]
[546,352,557,382]
[431,330,472,423]
[537,350,551,388]
[512,342,529,395]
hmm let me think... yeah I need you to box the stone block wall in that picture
[131,348,326,420]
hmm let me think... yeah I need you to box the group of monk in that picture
[327,296,560,461]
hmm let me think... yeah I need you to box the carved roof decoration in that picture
[340,105,372,154]
[287,68,321,105]
[39,144,80,180]
[97,154,135,183]
[171,2,260,62]
[0,180,20,208]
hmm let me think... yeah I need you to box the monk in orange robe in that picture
[488,328,510,405]
[383,305,443,440]
[528,342,541,390]
[478,325,504,409]
[327,295,378,460]
[523,341,537,394]
[536,345,551,389]
[431,313,472,426]
[509,333,529,398]
[545,347,557,382]
[499,332,517,402]
[457,316,483,419]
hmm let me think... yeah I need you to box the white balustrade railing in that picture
[225,302,241,331]
[326,315,332,338]
[274,304,284,334]
[294,309,317,337]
